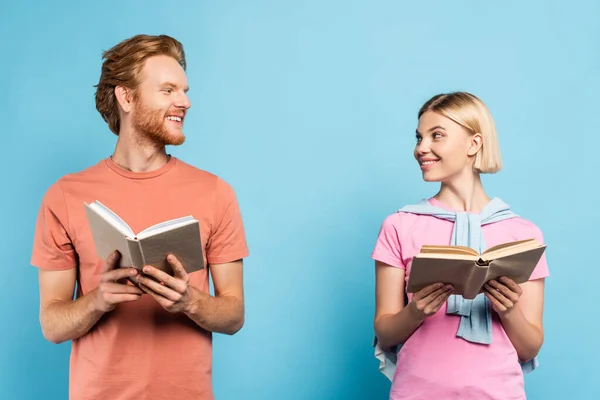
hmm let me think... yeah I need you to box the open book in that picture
[84,201,205,275]
[406,239,546,299]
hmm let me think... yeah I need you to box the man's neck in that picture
[111,131,170,173]
[434,170,490,213]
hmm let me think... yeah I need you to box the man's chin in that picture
[164,135,185,146]
[148,131,185,146]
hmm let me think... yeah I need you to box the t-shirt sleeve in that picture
[206,178,249,265]
[30,181,78,271]
[528,223,550,281]
[371,213,406,269]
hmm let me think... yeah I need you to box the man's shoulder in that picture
[175,158,218,180]
[174,158,237,192]
[41,160,106,196]
[54,159,107,186]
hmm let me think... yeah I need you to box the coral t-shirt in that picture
[31,157,249,400]
[371,198,549,400]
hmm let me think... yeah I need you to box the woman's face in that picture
[414,111,481,183]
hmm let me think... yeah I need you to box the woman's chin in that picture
[421,171,443,182]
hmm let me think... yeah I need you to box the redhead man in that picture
[31,34,248,400]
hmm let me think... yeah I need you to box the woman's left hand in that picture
[484,276,522,317]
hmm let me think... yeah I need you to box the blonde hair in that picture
[418,91,502,173]
[95,34,186,135]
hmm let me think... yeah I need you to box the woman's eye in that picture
[433,132,443,139]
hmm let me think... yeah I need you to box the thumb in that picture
[102,250,121,273]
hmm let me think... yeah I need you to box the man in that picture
[30,34,249,400]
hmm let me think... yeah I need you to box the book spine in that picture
[126,239,145,270]
[464,264,489,299]
[138,241,146,267]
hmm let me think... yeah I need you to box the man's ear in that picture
[114,86,134,113]
[467,133,483,156]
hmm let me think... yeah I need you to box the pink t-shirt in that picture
[371,198,549,400]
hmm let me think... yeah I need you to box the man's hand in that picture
[92,250,143,313]
[135,254,192,313]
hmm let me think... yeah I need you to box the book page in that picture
[137,216,197,239]
[87,201,134,238]
[484,245,547,285]
[416,252,479,261]
[482,239,541,260]
[419,245,479,257]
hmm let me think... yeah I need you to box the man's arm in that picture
[39,268,103,344]
[184,260,244,335]
[136,255,245,335]
[39,251,143,344]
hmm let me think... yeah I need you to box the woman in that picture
[371,92,549,399]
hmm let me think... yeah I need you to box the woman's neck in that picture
[434,170,490,213]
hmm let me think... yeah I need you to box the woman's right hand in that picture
[409,282,454,321]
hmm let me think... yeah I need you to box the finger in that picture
[126,276,143,288]
[101,250,121,274]
[423,285,453,304]
[484,284,514,309]
[498,277,522,295]
[166,254,188,279]
[484,290,506,312]
[136,275,181,301]
[102,282,143,295]
[102,267,139,283]
[488,280,519,303]
[117,270,140,285]
[427,290,453,313]
[139,283,174,308]
[142,265,187,293]
[106,293,142,304]
[414,283,445,300]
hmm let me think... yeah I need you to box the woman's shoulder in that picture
[379,207,437,228]
[494,215,546,242]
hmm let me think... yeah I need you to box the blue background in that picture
[1,0,598,399]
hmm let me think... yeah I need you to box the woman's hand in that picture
[409,282,454,321]
[484,276,522,317]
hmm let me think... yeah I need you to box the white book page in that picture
[137,216,197,239]
[88,201,135,238]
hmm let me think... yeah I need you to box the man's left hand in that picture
[136,254,193,313]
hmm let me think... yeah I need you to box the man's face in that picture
[131,55,191,146]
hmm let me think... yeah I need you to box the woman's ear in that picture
[467,133,483,156]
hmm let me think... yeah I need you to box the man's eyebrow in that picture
[160,82,189,92]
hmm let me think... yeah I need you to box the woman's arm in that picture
[374,261,453,349]
[484,277,545,361]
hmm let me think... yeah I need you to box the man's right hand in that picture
[409,282,454,321]
[92,250,143,312]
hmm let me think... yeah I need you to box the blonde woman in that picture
[372,92,549,399]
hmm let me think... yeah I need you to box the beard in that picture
[131,100,185,146]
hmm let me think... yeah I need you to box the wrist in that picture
[183,286,200,315]
[498,305,522,322]
[407,301,426,323]
[87,288,109,315]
